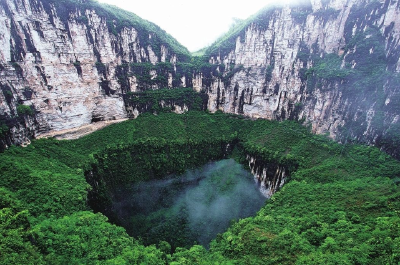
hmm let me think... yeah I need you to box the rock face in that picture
[198,0,400,158]
[0,0,190,148]
[247,155,287,198]
[1,0,400,159]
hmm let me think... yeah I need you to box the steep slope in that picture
[0,0,191,148]
[198,0,400,158]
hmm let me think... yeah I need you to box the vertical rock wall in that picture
[1,0,400,158]
[247,155,287,198]
[0,0,189,146]
[199,0,400,158]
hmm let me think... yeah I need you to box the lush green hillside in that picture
[0,110,399,264]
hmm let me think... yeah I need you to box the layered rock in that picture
[199,0,400,158]
[1,0,400,159]
[0,0,190,147]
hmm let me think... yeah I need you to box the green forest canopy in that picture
[1,111,400,264]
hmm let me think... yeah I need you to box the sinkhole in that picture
[94,159,266,251]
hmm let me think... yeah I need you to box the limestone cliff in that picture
[1,0,400,159]
[247,155,287,198]
[0,0,190,148]
[198,0,400,158]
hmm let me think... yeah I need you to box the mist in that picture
[110,159,266,249]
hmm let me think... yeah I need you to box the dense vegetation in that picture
[1,0,400,263]
[1,111,400,264]
[124,88,208,115]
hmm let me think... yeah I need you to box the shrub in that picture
[16,104,34,116]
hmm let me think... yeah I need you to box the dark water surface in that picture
[111,159,266,249]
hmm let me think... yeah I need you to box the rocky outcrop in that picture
[247,155,287,198]
[0,0,190,147]
[199,0,400,158]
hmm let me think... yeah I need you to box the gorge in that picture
[1,0,400,264]
[1,0,400,158]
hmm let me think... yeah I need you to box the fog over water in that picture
[111,159,266,248]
